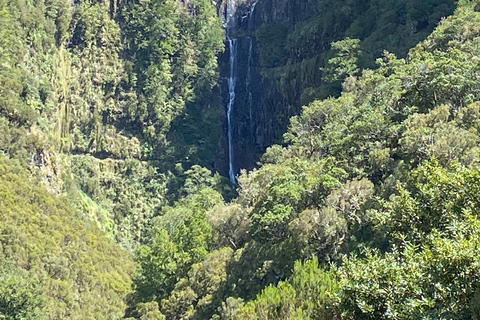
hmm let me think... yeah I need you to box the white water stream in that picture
[226,0,237,183]
[227,36,237,183]
[226,0,257,183]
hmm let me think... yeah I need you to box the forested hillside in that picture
[0,0,225,315]
[130,0,480,318]
[0,157,134,318]
[3,0,480,318]
[0,0,225,246]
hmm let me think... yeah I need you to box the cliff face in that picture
[218,0,456,177]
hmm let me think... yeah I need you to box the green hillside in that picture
[0,157,134,319]
[4,0,480,318]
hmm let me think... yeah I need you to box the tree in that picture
[133,187,222,305]
[322,38,362,83]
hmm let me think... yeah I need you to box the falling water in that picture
[225,0,257,183]
[226,0,236,28]
[250,1,257,18]
[226,0,237,183]
[227,37,237,183]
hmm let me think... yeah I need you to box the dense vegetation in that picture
[4,0,480,318]
[0,0,226,244]
[248,0,457,159]
[0,0,225,315]
[0,157,134,319]
[130,1,480,318]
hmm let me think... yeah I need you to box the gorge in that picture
[1,0,477,318]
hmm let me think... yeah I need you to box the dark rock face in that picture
[218,0,293,178]
[219,0,264,178]
[217,0,456,177]
[218,0,335,177]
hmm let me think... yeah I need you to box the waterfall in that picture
[226,0,236,28]
[226,0,237,183]
[227,37,237,183]
[225,0,257,183]
[250,1,257,18]
[250,1,258,28]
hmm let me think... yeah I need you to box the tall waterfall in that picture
[226,0,237,183]
[225,0,257,183]
[226,37,237,183]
